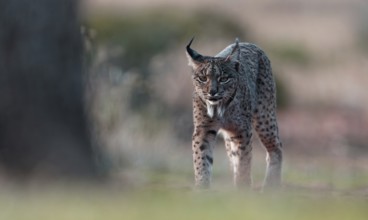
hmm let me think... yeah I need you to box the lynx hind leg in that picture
[253,111,283,188]
[192,128,217,188]
[223,130,253,188]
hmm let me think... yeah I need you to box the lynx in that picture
[186,38,283,189]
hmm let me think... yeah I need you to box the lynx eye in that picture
[218,76,230,83]
[197,75,208,83]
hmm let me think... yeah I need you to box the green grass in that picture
[2,149,367,220]
[1,185,367,220]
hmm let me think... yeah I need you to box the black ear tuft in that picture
[186,37,195,56]
[186,37,204,68]
[231,38,240,55]
[225,38,240,62]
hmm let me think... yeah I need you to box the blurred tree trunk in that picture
[0,0,100,179]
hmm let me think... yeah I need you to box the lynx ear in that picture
[224,38,240,62]
[186,37,204,69]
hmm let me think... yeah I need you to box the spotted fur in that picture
[186,38,283,189]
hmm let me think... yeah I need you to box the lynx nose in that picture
[209,88,217,97]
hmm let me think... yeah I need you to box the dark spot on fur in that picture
[257,78,265,85]
[207,130,217,136]
[199,145,206,151]
[206,156,213,165]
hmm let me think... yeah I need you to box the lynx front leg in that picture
[192,127,217,188]
[224,130,253,188]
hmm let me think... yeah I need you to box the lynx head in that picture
[186,38,240,118]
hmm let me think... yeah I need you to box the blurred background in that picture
[83,0,368,190]
[1,0,368,194]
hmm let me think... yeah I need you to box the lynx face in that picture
[191,59,239,118]
[186,38,240,118]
